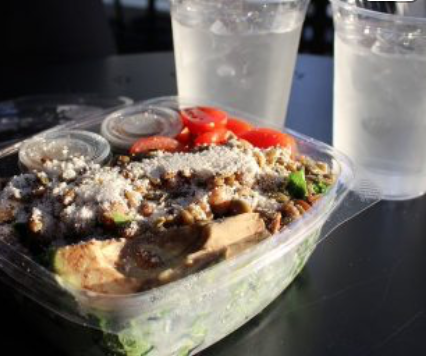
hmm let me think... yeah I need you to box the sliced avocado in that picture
[53,239,142,295]
[200,213,268,251]
[53,213,269,295]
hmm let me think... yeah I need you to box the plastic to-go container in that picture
[0,97,380,356]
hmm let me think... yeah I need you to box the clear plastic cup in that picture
[331,0,426,200]
[170,0,309,128]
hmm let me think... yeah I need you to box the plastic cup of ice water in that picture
[170,0,309,128]
[331,0,426,200]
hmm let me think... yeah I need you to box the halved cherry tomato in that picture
[175,127,192,146]
[130,136,182,154]
[226,118,253,137]
[181,107,228,135]
[194,128,229,146]
[240,128,297,152]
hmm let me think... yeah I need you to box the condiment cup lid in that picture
[101,105,183,150]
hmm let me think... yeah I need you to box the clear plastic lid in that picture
[0,94,133,148]
[100,104,183,151]
[18,130,111,172]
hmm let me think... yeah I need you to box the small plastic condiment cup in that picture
[18,130,111,172]
[101,104,183,151]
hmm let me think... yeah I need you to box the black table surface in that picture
[0,53,425,356]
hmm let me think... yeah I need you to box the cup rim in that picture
[329,0,426,25]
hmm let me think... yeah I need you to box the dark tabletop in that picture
[0,53,425,356]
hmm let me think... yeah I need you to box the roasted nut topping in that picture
[209,187,231,215]
[229,199,252,215]
[125,190,139,208]
[179,209,195,225]
[140,202,155,217]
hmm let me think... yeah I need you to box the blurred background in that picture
[0,0,332,66]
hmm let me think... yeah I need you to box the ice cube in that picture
[173,0,211,28]
[270,8,301,33]
[210,14,251,35]
[210,19,229,35]
[372,31,412,56]
[371,28,426,57]
[216,65,236,78]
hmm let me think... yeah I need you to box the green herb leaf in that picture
[313,181,328,195]
[287,170,308,199]
[112,212,133,227]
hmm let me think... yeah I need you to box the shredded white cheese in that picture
[128,145,261,181]
[0,143,295,241]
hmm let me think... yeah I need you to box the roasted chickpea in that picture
[229,199,252,215]
[208,187,231,215]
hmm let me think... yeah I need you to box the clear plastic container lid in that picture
[18,130,111,172]
[0,94,133,148]
[101,104,183,151]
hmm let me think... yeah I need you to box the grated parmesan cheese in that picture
[128,145,261,181]
[0,142,300,242]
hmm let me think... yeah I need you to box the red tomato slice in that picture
[130,136,182,154]
[175,127,192,146]
[181,107,228,135]
[194,128,229,146]
[240,128,297,152]
[226,118,254,137]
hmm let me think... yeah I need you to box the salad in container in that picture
[0,97,379,356]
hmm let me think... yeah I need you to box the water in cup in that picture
[332,0,426,200]
[171,0,308,127]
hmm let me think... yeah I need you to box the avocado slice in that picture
[53,239,142,295]
[53,213,270,295]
